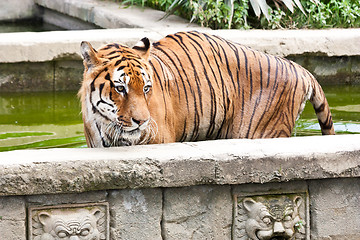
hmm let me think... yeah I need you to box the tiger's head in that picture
[79,38,157,147]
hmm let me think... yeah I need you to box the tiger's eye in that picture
[115,85,125,94]
[144,85,151,94]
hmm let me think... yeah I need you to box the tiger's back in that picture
[148,31,333,141]
[79,31,334,148]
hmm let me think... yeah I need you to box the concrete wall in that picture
[0,135,359,239]
[0,0,37,21]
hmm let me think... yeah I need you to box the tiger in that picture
[79,31,334,148]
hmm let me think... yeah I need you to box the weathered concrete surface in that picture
[26,191,108,205]
[0,0,36,21]
[0,196,26,240]
[0,62,54,92]
[162,185,232,240]
[0,60,83,92]
[288,55,360,85]
[0,135,359,196]
[1,179,359,239]
[42,7,101,30]
[108,188,163,240]
[309,178,360,240]
[54,60,84,91]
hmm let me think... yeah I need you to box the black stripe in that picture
[96,83,114,108]
[108,55,120,60]
[179,120,187,142]
[314,103,325,113]
[114,59,122,66]
[259,57,281,137]
[95,122,108,147]
[165,34,202,141]
[266,54,271,88]
[319,115,333,130]
[117,65,126,71]
[107,50,119,56]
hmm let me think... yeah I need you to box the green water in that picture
[294,85,360,136]
[0,91,86,151]
[0,86,359,151]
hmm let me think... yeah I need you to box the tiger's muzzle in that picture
[121,118,150,141]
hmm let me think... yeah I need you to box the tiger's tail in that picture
[308,77,335,135]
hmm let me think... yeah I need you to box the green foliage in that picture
[189,0,232,28]
[187,0,250,29]
[117,0,360,29]
[264,0,360,29]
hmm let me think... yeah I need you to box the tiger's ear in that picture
[80,41,100,70]
[133,37,151,61]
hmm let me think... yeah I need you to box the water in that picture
[0,19,64,33]
[0,91,86,151]
[0,86,359,151]
[294,85,360,136]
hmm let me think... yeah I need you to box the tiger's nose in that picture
[132,118,142,125]
[131,118,149,128]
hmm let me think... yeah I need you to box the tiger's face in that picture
[79,38,157,147]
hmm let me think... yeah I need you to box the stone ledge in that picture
[215,28,360,57]
[1,28,360,63]
[34,0,200,30]
[0,134,359,196]
[0,29,163,63]
[0,0,360,63]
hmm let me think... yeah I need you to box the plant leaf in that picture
[281,0,294,12]
[250,0,271,20]
[249,0,261,17]
[293,0,306,15]
[225,0,235,28]
[161,0,186,20]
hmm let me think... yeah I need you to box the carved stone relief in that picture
[233,193,308,240]
[28,203,109,240]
